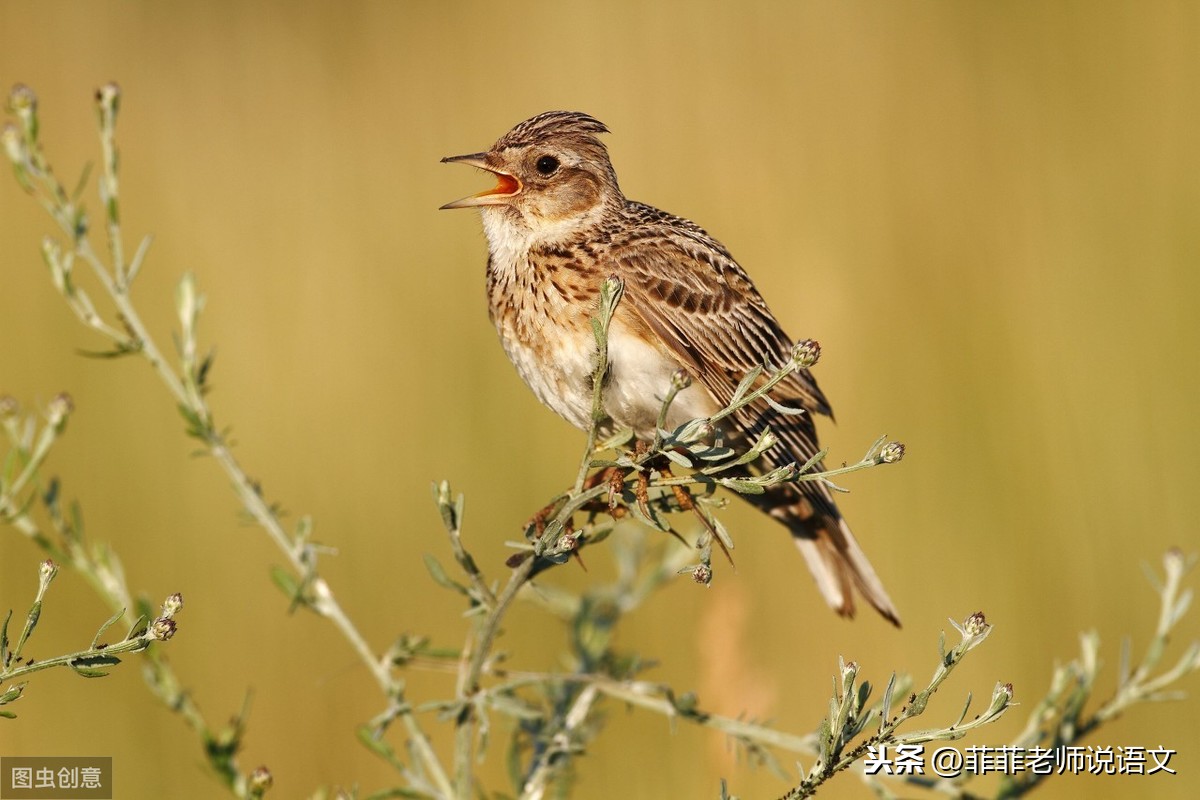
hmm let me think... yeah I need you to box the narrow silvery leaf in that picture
[91,608,126,649]
[423,554,468,595]
[879,672,896,734]
[763,394,807,416]
[709,511,734,551]
[953,692,973,727]
[663,449,692,468]
[719,477,765,495]
[730,365,764,406]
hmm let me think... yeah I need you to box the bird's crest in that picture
[494,111,610,151]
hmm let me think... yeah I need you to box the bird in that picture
[440,111,900,626]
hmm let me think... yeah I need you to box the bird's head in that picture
[441,111,622,242]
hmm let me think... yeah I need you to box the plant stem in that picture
[454,555,536,797]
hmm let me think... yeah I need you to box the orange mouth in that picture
[439,152,522,209]
[483,172,520,198]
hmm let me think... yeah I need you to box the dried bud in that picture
[1164,547,1187,583]
[791,339,821,369]
[160,592,184,619]
[8,84,36,124]
[877,441,905,464]
[47,392,74,429]
[670,369,693,392]
[95,82,121,127]
[150,617,177,641]
[963,611,987,636]
[248,766,273,794]
[691,564,712,586]
[0,395,17,419]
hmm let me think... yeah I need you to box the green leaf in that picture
[691,444,735,462]
[92,608,126,649]
[662,449,693,468]
[953,692,973,728]
[763,394,807,416]
[719,477,766,495]
[71,161,93,202]
[794,449,828,476]
[729,365,764,406]
[1,608,11,667]
[422,554,468,595]
[361,787,431,800]
[0,683,25,705]
[71,654,121,668]
[879,672,896,734]
[14,600,41,656]
[69,654,121,678]
[356,724,406,770]
[708,511,734,552]
[269,566,305,606]
[487,692,545,721]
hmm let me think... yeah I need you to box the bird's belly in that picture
[498,319,597,431]
[497,315,720,438]
[604,321,720,436]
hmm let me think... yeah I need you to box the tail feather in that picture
[750,487,901,626]
[791,516,901,627]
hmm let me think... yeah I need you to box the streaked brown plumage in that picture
[442,111,900,625]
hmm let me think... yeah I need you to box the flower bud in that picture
[691,564,712,586]
[47,392,74,429]
[963,611,987,636]
[670,369,692,392]
[150,617,177,641]
[248,766,273,794]
[1164,547,1187,583]
[38,559,58,590]
[7,84,36,117]
[791,339,821,369]
[160,592,184,619]
[8,84,37,127]
[1,123,24,165]
[0,395,17,419]
[877,441,905,464]
[987,681,1014,715]
[95,82,121,127]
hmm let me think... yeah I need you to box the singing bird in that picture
[441,111,899,625]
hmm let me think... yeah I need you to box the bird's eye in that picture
[535,155,560,176]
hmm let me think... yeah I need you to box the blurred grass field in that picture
[1,2,1197,798]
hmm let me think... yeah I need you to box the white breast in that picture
[605,320,720,436]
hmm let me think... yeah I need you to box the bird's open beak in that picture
[439,152,522,209]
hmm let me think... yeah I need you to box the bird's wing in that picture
[611,205,900,625]
[613,206,824,396]
[611,208,839,502]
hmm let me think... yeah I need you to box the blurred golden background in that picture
[1,2,1197,798]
